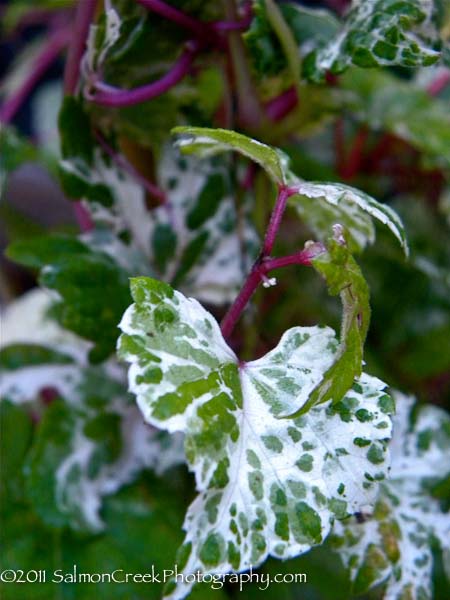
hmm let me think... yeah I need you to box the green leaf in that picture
[288,237,370,417]
[332,393,450,599]
[245,2,339,78]
[7,235,130,362]
[0,344,73,371]
[172,126,290,185]
[2,356,184,531]
[341,67,450,169]
[59,96,94,164]
[289,180,409,256]
[303,0,441,82]
[118,276,393,599]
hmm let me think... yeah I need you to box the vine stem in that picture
[136,0,208,37]
[262,186,291,255]
[265,86,298,121]
[0,27,70,123]
[220,241,325,340]
[88,41,200,107]
[63,0,97,95]
[427,70,450,96]
[220,185,323,340]
[62,0,96,232]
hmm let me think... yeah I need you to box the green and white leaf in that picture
[152,145,259,304]
[118,277,393,599]
[172,127,408,256]
[84,4,122,73]
[332,393,450,598]
[304,0,441,82]
[172,126,290,185]
[289,180,409,255]
[0,289,184,532]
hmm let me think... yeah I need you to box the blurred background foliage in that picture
[0,0,449,598]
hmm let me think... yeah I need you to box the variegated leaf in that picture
[0,289,184,532]
[304,0,441,82]
[289,180,409,256]
[118,276,394,600]
[332,393,450,598]
[152,145,259,304]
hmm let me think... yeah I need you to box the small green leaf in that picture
[287,238,371,416]
[7,235,130,361]
[0,344,73,371]
[172,126,289,185]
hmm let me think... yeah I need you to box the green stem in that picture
[265,0,302,102]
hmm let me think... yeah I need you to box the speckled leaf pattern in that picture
[0,289,184,532]
[304,0,440,82]
[289,180,409,256]
[152,146,259,304]
[118,277,394,600]
[1,356,184,532]
[332,393,450,599]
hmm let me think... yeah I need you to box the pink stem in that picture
[63,0,97,95]
[427,71,450,96]
[263,245,326,271]
[88,41,200,107]
[73,202,94,232]
[221,185,307,339]
[220,244,325,339]
[265,86,298,122]
[262,186,293,255]
[0,27,70,124]
[220,268,263,340]
[136,0,207,37]
[94,131,166,202]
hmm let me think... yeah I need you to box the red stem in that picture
[61,0,96,232]
[221,185,312,340]
[427,71,450,96]
[262,186,292,255]
[73,202,94,232]
[63,0,97,95]
[339,126,368,179]
[136,0,208,37]
[265,86,298,122]
[88,41,200,107]
[0,27,70,124]
[220,244,325,340]
[94,131,166,203]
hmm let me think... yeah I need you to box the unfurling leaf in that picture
[287,237,370,417]
[332,393,450,599]
[118,276,393,599]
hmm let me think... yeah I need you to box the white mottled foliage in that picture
[289,180,409,255]
[306,0,440,81]
[0,289,184,531]
[118,276,394,599]
[332,393,450,598]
